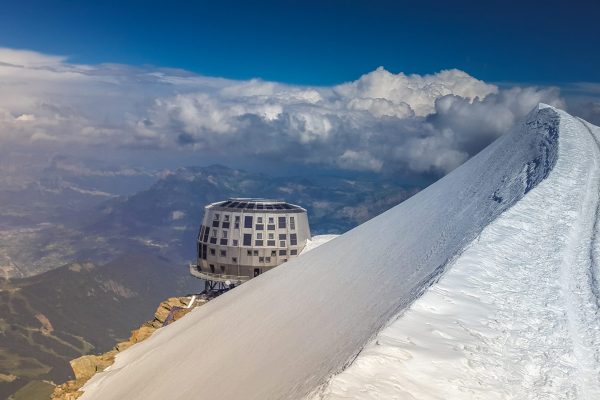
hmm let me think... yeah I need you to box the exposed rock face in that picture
[51,296,206,400]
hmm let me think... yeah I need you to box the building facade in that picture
[190,198,311,289]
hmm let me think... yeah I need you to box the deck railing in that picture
[189,264,251,284]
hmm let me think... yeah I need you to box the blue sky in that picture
[1,0,598,85]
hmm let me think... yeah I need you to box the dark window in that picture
[244,216,253,228]
[243,234,252,246]
[290,217,295,230]
[271,250,277,256]
[291,249,298,255]
[232,257,237,263]
[279,249,287,256]
[257,232,263,239]
[259,257,264,263]
[198,243,203,258]
[220,238,228,245]
[203,228,210,242]
[268,233,274,239]
[210,264,215,273]
[290,234,297,246]
[257,217,263,223]
[278,217,286,228]
[235,216,240,222]
[202,244,207,260]
[267,224,275,230]
[199,225,205,240]
[256,224,264,230]
[255,240,264,246]
[222,222,230,229]
[232,239,238,246]
[214,214,220,221]
[220,250,226,257]
[224,215,230,222]
[253,250,259,256]
[265,257,271,263]
[209,248,216,255]
[267,240,276,246]
[279,240,286,247]
[220,265,225,273]
[268,217,274,224]
[279,234,286,240]
[247,250,252,256]
[234,222,240,229]
[254,268,260,276]
[212,220,219,228]
[210,237,217,244]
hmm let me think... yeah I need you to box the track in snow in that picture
[315,109,600,400]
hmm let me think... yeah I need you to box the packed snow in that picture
[314,109,600,399]
[80,105,586,400]
[301,235,340,254]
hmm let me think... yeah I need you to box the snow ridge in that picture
[316,109,600,399]
[80,106,565,400]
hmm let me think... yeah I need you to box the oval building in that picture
[190,198,311,290]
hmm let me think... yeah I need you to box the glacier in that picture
[79,105,599,399]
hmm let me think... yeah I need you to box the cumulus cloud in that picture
[0,47,570,177]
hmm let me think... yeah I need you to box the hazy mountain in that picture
[0,252,197,399]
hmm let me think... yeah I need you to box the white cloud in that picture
[0,47,572,176]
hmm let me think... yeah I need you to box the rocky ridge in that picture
[50,295,208,400]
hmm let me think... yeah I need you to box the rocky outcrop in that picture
[50,295,207,400]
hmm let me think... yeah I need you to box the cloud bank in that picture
[0,48,571,176]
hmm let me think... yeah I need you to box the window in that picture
[290,233,297,246]
[259,257,264,263]
[209,248,216,255]
[212,220,219,227]
[210,237,217,244]
[235,216,240,229]
[235,216,240,222]
[253,250,259,256]
[232,257,238,263]
[220,265,225,273]
[257,217,263,223]
[220,250,226,257]
[222,221,230,229]
[198,243,203,258]
[202,244,207,259]
[257,232,263,239]
[244,216,253,228]
[243,234,252,246]
[290,216,295,230]
[256,224,264,230]
[265,257,271,263]
[224,215,230,222]
[268,217,274,224]
[232,239,238,246]
[214,214,220,221]
[290,249,297,255]
[271,250,277,257]
[279,240,286,247]
[279,249,287,256]
[234,222,240,229]
[268,233,274,239]
[220,238,228,245]
[203,227,210,242]
[212,230,217,237]
[222,230,228,238]
[210,264,215,273]
[247,250,252,256]
[267,240,275,246]
[267,224,275,230]
[255,240,264,246]
[279,234,286,240]
[278,216,286,228]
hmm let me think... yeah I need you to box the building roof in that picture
[206,198,306,213]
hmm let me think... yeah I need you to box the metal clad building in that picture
[190,198,311,290]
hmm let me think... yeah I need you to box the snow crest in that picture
[314,111,600,399]
[80,107,565,400]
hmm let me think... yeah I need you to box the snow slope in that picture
[315,110,600,399]
[81,105,566,400]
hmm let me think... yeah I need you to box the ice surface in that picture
[80,106,570,400]
[315,111,600,399]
